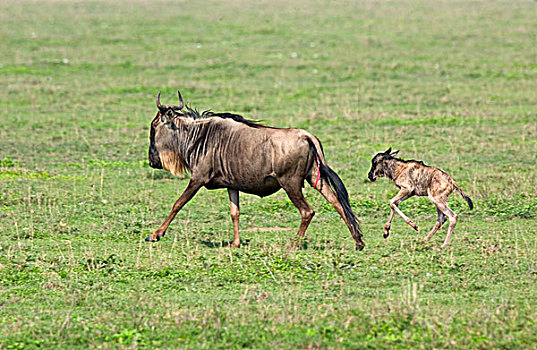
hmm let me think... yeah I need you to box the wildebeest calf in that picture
[368,148,473,248]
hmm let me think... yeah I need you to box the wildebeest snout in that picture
[148,145,162,169]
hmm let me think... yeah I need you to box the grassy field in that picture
[1,0,536,348]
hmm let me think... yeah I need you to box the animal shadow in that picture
[290,239,338,251]
[198,239,251,248]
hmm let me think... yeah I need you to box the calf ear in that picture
[384,147,392,154]
[390,150,400,156]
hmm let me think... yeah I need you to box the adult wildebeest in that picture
[147,91,365,250]
[368,148,473,248]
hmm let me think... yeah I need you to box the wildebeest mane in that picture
[164,105,266,175]
[385,154,426,167]
[175,105,264,128]
[396,158,426,166]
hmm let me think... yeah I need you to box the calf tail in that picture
[307,138,362,239]
[454,183,474,210]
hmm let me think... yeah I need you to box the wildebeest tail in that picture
[454,183,474,210]
[307,138,362,238]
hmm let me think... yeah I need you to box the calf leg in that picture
[146,180,202,242]
[422,207,446,244]
[227,189,241,248]
[387,189,417,234]
[441,205,458,248]
[429,199,458,248]
[383,209,395,238]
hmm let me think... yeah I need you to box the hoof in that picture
[355,244,365,251]
[145,234,161,242]
[406,220,418,231]
[383,232,390,239]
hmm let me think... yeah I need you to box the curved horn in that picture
[156,91,163,109]
[169,90,185,111]
[177,90,184,110]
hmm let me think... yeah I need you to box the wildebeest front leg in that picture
[387,189,417,234]
[383,209,396,238]
[227,189,241,248]
[146,180,202,242]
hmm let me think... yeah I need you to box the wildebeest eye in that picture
[166,110,174,117]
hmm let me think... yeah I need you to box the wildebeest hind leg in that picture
[311,179,360,243]
[438,203,458,248]
[226,189,241,248]
[422,207,446,244]
[281,184,315,239]
[146,180,202,242]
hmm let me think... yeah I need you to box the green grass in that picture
[1,0,536,348]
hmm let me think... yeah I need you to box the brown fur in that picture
[146,91,365,250]
[368,148,473,248]
[159,150,187,176]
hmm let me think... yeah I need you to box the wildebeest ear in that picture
[390,150,400,157]
[384,147,392,154]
